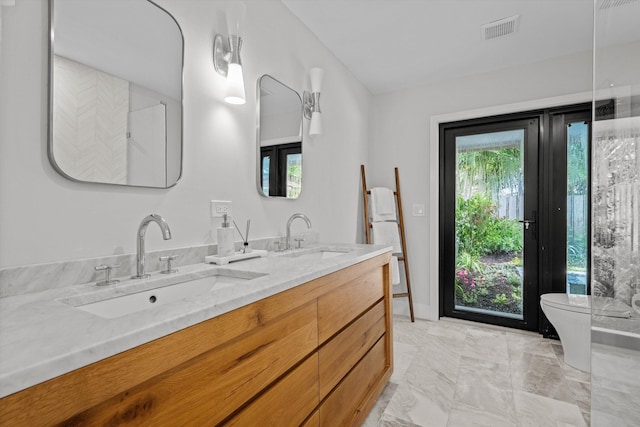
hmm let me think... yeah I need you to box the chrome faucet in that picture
[132,214,172,279]
[285,213,312,250]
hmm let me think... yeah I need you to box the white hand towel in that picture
[390,256,400,285]
[371,222,402,254]
[370,187,396,222]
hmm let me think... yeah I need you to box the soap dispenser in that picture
[217,214,235,257]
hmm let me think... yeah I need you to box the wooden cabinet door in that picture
[319,337,387,427]
[319,300,386,399]
[317,267,384,343]
[226,354,319,427]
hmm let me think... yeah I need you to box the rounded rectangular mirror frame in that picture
[256,75,303,199]
[48,0,184,189]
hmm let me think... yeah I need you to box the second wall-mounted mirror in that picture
[49,0,183,188]
[257,75,303,198]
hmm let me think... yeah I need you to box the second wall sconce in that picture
[214,34,246,105]
[304,67,324,136]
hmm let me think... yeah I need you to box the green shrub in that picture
[492,293,509,305]
[456,193,522,257]
[506,271,521,287]
[456,251,483,273]
[455,268,478,304]
[567,234,587,270]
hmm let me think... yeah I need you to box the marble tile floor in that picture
[364,316,591,427]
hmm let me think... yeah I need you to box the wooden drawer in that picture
[319,337,387,427]
[317,267,384,343]
[59,302,318,426]
[226,353,319,426]
[302,411,320,427]
[319,300,386,399]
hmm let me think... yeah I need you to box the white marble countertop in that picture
[0,243,390,398]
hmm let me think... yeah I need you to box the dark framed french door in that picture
[440,115,540,331]
[439,104,593,332]
[546,108,592,297]
[539,106,591,335]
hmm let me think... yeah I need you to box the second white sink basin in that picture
[61,270,265,319]
[282,248,348,260]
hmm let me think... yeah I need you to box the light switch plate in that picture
[211,200,232,218]
[412,204,425,217]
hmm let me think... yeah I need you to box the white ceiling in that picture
[281,0,640,95]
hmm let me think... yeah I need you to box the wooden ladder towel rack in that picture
[361,164,415,322]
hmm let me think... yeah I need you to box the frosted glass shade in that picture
[309,111,323,135]
[225,63,246,105]
[226,2,246,38]
[310,68,324,93]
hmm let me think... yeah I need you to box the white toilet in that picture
[540,293,591,373]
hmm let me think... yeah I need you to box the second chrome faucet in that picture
[132,214,172,279]
[285,213,312,250]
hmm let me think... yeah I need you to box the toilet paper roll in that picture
[632,293,640,315]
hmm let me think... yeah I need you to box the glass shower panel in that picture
[592,4,640,316]
[592,1,640,425]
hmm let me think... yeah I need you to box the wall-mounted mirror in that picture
[49,0,183,188]
[257,75,303,198]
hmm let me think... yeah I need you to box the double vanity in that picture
[0,242,393,426]
[5,1,396,423]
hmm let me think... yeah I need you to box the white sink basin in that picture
[283,248,348,260]
[62,271,264,319]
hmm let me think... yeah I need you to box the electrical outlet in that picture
[211,200,232,218]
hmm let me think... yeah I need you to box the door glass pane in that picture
[566,121,589,295]
[455,130,525,320]
[286,153,302,198]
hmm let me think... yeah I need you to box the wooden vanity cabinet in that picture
[0,253,393,426]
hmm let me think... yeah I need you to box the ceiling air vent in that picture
[481,15,520,41]
[599,0,639,9]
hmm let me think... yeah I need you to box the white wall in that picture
[261,110,301,144]
[128,82,182,185]
[52,55,130,184]
[368,50,596,320]
[0,0,371,268]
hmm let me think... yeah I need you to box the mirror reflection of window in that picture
[262,156,271,195]
[257,75,303,198]
[286,152,302,198]
[260,142,301,197]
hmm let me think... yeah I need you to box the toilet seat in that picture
[540,292,592,372]
[540,293,591,314]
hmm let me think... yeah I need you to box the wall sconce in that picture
[213,34,246,105]
[304,68,324,135]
